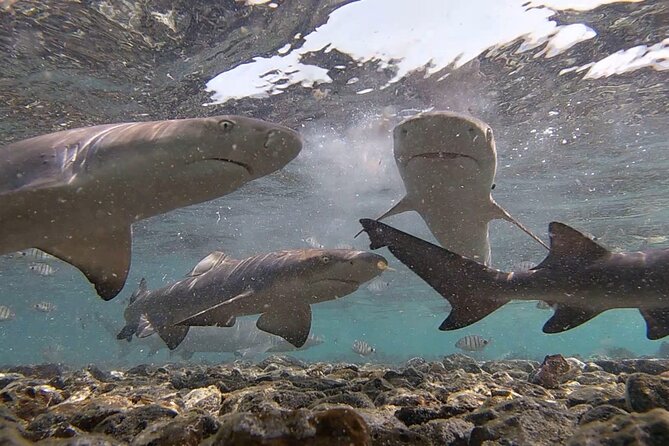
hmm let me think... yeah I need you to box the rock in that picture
[209,407,370,445]
[26,412,78,441]
[374,388,439,408]
[568,408,669,445]
[442,354,482,373]
[8,364,67,380]
[466,397,577,446]
[65,404,124,432]
[131,414,219,446]
[0,373,24,390]
[0,418,30,445]
[183,386,222,414]
[578,404,628,425]
[312,392,375,409]
[410,418,474,445]
[360,378,394,400]
[566,385,626,408]
[93,405,178,442]
[481,360,538,375]
[626,373,669,412]
[357,409,430,446]
[394,406,458,426]
[256,355,307,370]
[595,359,669,375]
[531,354,572,389]
[0,381,64,420]
[574,371,617,386]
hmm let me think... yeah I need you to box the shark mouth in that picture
[191,158,254,175]
[406,152,480,167]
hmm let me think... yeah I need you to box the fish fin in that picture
[187,251,237,276]
[136,314,155,338]
[377,196,414,221]
[128,278,148,306]
[174,290,254,326]
[542,304,603,333]
[639,308,669,340]
[490,200,548,250]
[534,222,610,270]
[116,324,136,342]
[157,326,190,350]
[359,218,508,330]
[39,226,132,300]
[256,302,312,348]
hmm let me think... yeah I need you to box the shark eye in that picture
[219,120,235,132]
[320,255,331,264]
[486,128,493,142]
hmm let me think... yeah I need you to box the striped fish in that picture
[18,248,54,261]
[352,339,375,356]
[33,302,57,313]
[28,262,56,276]
[0,305,15,321]
[455,335,490,352]
[367,278,391,294]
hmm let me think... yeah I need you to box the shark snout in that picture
[264,127,302,160]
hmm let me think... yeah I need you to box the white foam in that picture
[206,0,641,105]
[582,38,669,79]
[527,0,642,11]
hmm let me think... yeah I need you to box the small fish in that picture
[33,302,57,313]
[17,248,54,261]
[0,305,15,321]
[352,339,375,356]
[536,300,552,310]
[29,262,56,276]
[455,335,490,352]
[304,236,324,249]
[334,242,354,250]
[367,278,391,294]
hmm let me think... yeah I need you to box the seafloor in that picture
[1,354,668,445]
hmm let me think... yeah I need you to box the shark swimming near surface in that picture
[0,116,302,300]
[370,111,547,264]
[359,218,669,340]
[118,248,389,349]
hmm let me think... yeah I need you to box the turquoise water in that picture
[1,0,668,367]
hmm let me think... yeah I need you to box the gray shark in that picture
[359,218,669,340]
[118,248,389,349]
[374,111,547,264]
[127,319,325,360]
[0,116,302,300]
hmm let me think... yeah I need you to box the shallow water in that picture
[1,0,668,368]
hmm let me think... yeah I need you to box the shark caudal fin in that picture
[359,218,508,330]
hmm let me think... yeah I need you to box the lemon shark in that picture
[360,218,669,340]
[118,248,389,349]
[373,111,547,264]
[0,116,302,300]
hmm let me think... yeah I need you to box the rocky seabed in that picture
[1,354,669,445]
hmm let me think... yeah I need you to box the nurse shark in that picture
[372,111,547,264]
[359,218,669,340]
[0,116,302,300]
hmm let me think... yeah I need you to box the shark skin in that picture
[374,111,547,265]
[117,249,389,349]
[359,218,669,340]
[0,116,302,300]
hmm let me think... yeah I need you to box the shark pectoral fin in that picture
[639,308,669,340]
[377,196,413,221]
[542,304,602,334]
[439,297,507,331]
[256,302,312,348]
[40,226,132,300]
[490,200,549,250]
[157,326,190,350]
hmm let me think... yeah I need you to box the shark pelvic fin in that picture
[360,218,508,330]
[490,200,548,250]
[639,308,669,340]
[534,222,610,270]
[542,304,603,334]
[136,314,155,338]
[187,251,237,276]
[39,226,132,300]
[256,302,312,348]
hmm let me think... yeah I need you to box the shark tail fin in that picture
[116,278,150,342]
[359,218,509,330]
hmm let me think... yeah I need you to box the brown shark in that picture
[359,218,669,340]
[118,248,389,349]
[0,116,302,300]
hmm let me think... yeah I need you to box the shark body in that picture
[375,111,546,264]
[118,248,389,349]
[0,116,302,299]
[360,218,669,340]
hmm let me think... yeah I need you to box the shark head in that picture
[281,249,390,303]
[393,111,497,194]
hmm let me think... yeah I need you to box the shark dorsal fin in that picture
[187,251,237,276]
[534,222,610,270]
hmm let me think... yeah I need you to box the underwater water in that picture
[0,0,668,369]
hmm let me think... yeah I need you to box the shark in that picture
[372,111,547,264]
[359,218,669,340]
[0,116,302,300]
[117,248,389,349]
[125,319,325,360]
